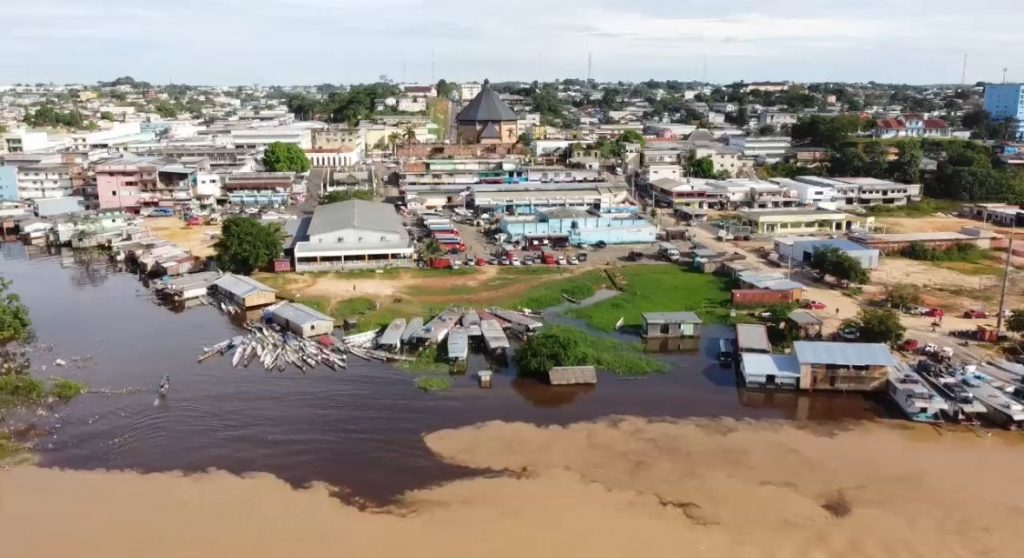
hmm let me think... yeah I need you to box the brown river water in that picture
[1,242,888,504]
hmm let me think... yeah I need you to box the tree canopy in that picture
[214,217,284,275]
[24,106,96,130]
[1007,310,1024,335]
[810,247,870,284]
[842,308,905,346]
[322,189,373,204]
[791,114,864,149]
[262,142,311,173]
[885,283,923,309]
[515,326,665,379]
[0,278,32,346]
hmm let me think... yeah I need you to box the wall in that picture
[731,289,800,306]
[97,171,143,210]
[0,167,18,201]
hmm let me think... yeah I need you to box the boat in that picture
[401,317,424,346]
[414,309,461,345]
[957,365,1024,429]
[887,363,948,423]
[488,308,543,333]
[342,329,378,348]
[157,374,171,396]
[377,318,408,352]
[480,319,510,356]
[916,360,987,422]
[446,328,469,362]
[231,340,246,367]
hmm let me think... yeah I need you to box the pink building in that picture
[95,157,160,212]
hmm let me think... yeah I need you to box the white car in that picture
[557,256,567,265]
[568,256,579,265]
[511,257,521,266]
[499,256,510,265]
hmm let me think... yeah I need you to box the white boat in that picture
[480,319,510,355]
[446,328,469,362]
[231,340,246,367]
[959,366,1024,429]
[377,318,408,352]
[887,364,948,423]
[342,330,378,348]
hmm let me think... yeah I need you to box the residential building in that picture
[648,178,716,209]
[848,227,999,254]
[793,341,896,392]
[500,207,656,247]
[222,172,293,206]
[641,312,702,352]
[737,207,853,235]
[292,200,414,272]
[728,136,792,163]
[739,353,801,389]
[742,82,791,93]
[311,127,366,152]
[736,323,772,354]
[304,148,362,168]
[402,84,436,99]
[793,176,920,207]
[707,179,797,209]
[0,153,61,201]
[873,115,952,139]
[397,97,427,113]
[16,164,74,201]
[95,156,195,212]
[711,102,737,114]
[455,84,518,145]
[3,129,52,153]
[459,82,482,102]
[194,172,222,208]
[230,126,314,150]
[758,111,798,127]
[645,164,682,182]
[468,182,630,215]
[270,302,334,338]
[983,83,1024,140]
[773,237,881,269]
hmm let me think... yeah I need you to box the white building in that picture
[645,164,682,182]
[768,177,838,208]
[304,149,363,168]
[728,135,792,163]
[459,82,482,102]
[3,129,53,153]
[292,200,414,272]
[793,176,921,207]
[398,97,427,113]
[16,164,74,200]
[230,126,314,150]
[711,102,737,114]
[758,112,798,127]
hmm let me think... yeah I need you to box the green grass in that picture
[0,374,87,410]
[568,266,731,332]
[0,434,27,461]
[866,198,961,217]
[49,378,87,402]
[415,376,452,393]
[516,325,667,377]
[502,269,608,311]
[332,297,377,318]
[399,345,449,374]
[931,260,1005,276]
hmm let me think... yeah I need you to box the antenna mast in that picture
[587,52,592,83]
[960,54,967,87]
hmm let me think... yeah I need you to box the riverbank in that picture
[3,417,1020,557]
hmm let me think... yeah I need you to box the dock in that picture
[480,319,511,355]
[377,318,407,352]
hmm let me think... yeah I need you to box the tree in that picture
[99,111,115,121]
[262,142,311,173]
[0,278,32,346]
[435,79,455,99]
[685,154,716,178]
[810,247,870,285]
[861,142,890,178]
[153,102,178,118]
[214,217,284,275]
[829,147,868,176]
[791,114,863,149]
[885,283,923,309]
[1007,310,1024,335]
[757,124,777,136]
[735,104,749,126]
[322,190,373,204]
[617,130,645,147]
[516,131,535,152]
[844,308,905,346]
[890,140,922,184]
[420,240,445,261]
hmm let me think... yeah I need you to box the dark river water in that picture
[1,242,886,504]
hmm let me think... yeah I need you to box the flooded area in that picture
[1,242,886,504]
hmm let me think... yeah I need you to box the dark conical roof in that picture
[456,84,517,123]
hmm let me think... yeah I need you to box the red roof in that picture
[923,119,948,130]
[876,118,905,129]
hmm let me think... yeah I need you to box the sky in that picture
[3,0,1021,86]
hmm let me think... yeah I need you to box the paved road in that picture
[296,168,327,215]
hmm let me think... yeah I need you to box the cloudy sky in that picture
[4,0,1020,85]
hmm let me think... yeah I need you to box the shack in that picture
[793,341,895,392]
[209,274,277,309]
[270,302,335,338]
[641,311,702,352]
[739,353,801,389]
[157,271,221,303]
[549,366,598,386]
[787,310,823,339]
[735,323,772,354]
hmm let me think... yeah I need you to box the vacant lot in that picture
[144,216,220,258]
[569,266,731,331]
[256,266,612,331]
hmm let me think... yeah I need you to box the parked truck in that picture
[657,242,681,262]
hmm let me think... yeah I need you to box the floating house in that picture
[787,310,823,339]
[735,324,772,354]
[793,341,895,392]
[270,302,335,338]
[549,366,597,386]
[480,319,511,356]
[641,311,702,352]
[209,274,277,309]
[739,353,801,389]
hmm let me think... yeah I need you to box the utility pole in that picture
[996,219,1015,333]
[1003,67,1009,84]
[960,54,967,87]
[587,52,592,84]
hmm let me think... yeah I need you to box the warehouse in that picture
[470,183,630,215]
[793,341,896,392]
[848,227,1000,254]
[270,302,335,338]
[209,274,277,309]
[737,207,853,235]
[773,237,880,270]
[292,200,414,272]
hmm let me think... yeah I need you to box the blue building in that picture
[500,208,657,247]
[774,237,880,270]
[983,83,1024,139]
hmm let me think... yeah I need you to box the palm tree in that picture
[403,127,417,144]
[387,132,402,155]
[421,240,445,262]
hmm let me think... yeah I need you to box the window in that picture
[660,324,671,335]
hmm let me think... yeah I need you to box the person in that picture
[835,308,840,316]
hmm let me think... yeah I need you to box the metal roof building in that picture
[293,200,414,272]
[739,353,801,389]
[642,312,702,324]
[210,273,277,308]
[736,324,772,353]
[793,341,896,367]
[456,84,518,123]
[270,302,335,338]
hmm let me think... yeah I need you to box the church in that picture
[455,82,519,145]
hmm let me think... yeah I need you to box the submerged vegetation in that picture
[516,326,666,378]
[399,345,448,374]
[414,376,452,393]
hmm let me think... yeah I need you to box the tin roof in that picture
[736,324,772,352]
[271,302,334,326]
[740,353,801,378]
[642,311,702,325]
[211,273,276,298]
[793,341,895,366]
[787,310,823,326]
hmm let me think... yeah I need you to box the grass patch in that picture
[399,345,449,374]
[569,266,731,332]
[0,434,27,461]
[503,269,608,310]
[516,325,666,377]
[864,198,961,217]
[332,297,377,317]
[0,375,87,410]
[931,260,1005,276]
[415,376,452,393]
[49,378,87,402]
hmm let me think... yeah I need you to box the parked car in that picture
[594,241,607,249]
[557,256,567,265]
[577,253,589,263]
[511,257,521,266]
[499,256,510,265]
[904,306,929,316]
[963,309,990,319]
[568,256,579,265]
[476,257,488,266]
[487,257,498,265]
[803,300,827,310]
[924,308,945,318]
[463,258,475,267]
[899,339,921,353]
[835,327,860,341]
